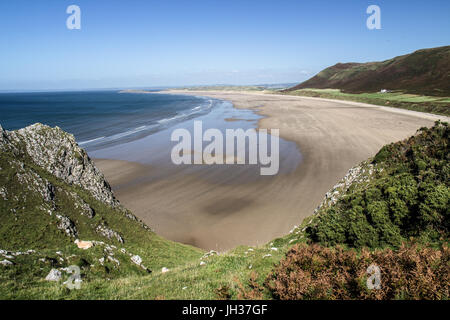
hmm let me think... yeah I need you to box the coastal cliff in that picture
[0,123,202,297]
[0,123,117,207]
[0,122,448,299]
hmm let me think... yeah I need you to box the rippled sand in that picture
[95,91,448,251]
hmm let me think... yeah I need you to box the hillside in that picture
[307,121,449,248]
[287,46,450,96]
[0,122,448,299]
[245,121,450,300]
[0,123,202,298]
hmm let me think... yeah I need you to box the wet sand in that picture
[94,91,448,251]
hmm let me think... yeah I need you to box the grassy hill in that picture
[287,46,450,96]
[0,124,202,299]
[0,122,448,299]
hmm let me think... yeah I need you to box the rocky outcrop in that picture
[15,165,55,202]
[0,125,7,144]
[0,123,152,247]
[70,192,95,218]
[0,123,118,207]
[96,224,124,243]
[55,214,78,238]
[45,268,62,281]
[313,161,377,216]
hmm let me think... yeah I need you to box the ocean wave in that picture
[105,124,158,141]
[81,99,215,148]
[79,136,106,145]
[79,125,158,147]
[157,113,187,124]
[157,99,214,125]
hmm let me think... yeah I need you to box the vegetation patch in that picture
[306,122,449,248]
[286,46,450,97]
[263,243,449,300]
[283,89,450,116]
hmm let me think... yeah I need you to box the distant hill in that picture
[287,46,450,96]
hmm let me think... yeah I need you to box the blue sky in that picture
[0,0,449,91]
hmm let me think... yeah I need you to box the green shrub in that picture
[307,122,449,249]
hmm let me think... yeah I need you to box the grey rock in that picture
[71,192,95,218]
[45,268,62,281]
[130,255,150,272]
[0,187,7,200]
[15,166,55,203]
[0,259,13,266]
[56,214,78,238]
[107,256,120,266]
[96,224,124,243]
[131,255,142,266]
[312,161,376,216]
[2,123,118,207]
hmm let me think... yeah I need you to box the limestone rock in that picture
[131,255,142,266]
[71,192,95,218]
[56,214,77,238]
[0,259,13,266]
[1,123,118,207]
[45,268,62,281]
[96,224,124,243]
[0,187,8,200]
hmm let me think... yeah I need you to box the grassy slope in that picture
[0,139,307,299]
[9,223,308,299]
[74,122,448,300]
[1,123,448,299]
[287,46,450,97]
[0,147,202,299]
[283,88,450,116]
[307,122,449,249]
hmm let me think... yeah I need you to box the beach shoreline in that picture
[94,90,449,251]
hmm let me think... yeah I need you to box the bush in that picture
[307,122,449,248]
[265,243,449,300]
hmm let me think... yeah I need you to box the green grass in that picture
[0,220,310,299]
[0,133,308,299]
[0,147,204,299]
[307,122,449,249]
[1,122,448,300]
[282,88,450,116]
[178,85,283,92]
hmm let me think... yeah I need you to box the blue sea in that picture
[0,90,302,177]
[0,90,217,151]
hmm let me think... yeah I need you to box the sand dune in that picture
[95,91,448,251]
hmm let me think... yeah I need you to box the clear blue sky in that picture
[1,0,449,91]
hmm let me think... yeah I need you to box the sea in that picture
[0,90,302,176]
[0,90,216,152]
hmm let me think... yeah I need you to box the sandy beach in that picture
[95,91,449,251]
